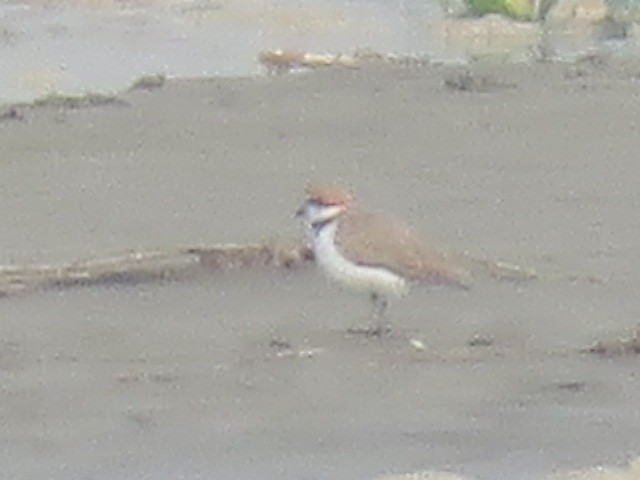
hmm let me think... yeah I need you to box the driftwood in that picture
[456,253,538,282]
[583,326,640,357]
[0,241,313,298]
[0,236,596,299]
[256,48,429,75]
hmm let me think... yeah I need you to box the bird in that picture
[295,184,472,335]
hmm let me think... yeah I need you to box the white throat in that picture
[305,203,344,225]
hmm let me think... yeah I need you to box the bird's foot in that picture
[346,325,392,338]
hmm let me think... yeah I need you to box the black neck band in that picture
[311,218,333,235]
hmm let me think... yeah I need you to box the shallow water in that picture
[0,0,443,103]
[1,0,638,104]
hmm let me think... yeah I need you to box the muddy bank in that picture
[1,60,640,479]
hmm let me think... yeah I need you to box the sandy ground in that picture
[1,59,640,480]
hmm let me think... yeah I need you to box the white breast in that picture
[312,220,409,298]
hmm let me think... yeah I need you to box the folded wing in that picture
[335,210,472,289]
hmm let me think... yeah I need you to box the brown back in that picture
[335,210,472,288]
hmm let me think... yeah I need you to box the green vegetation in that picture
[466,0,534,20]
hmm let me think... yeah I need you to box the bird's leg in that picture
[371,292,388,320]
[347,293,391,337]
[370,293,391,336]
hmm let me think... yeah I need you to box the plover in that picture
[295,184,471,334]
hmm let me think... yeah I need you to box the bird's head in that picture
[295,184,354,226]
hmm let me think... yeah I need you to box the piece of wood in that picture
[0,241,313,297]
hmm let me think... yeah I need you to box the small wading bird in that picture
[295,185,472,335]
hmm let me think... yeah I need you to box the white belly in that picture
[312,221,408,298]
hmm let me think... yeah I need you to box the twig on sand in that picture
[583,326,640,357]
[0,241,312,298]
[456,252,605,285]
[0,239,596,299]
[456,252,538,282]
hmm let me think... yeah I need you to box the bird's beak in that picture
[293,203,305,219]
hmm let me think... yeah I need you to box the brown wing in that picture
[335,210,472,288]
